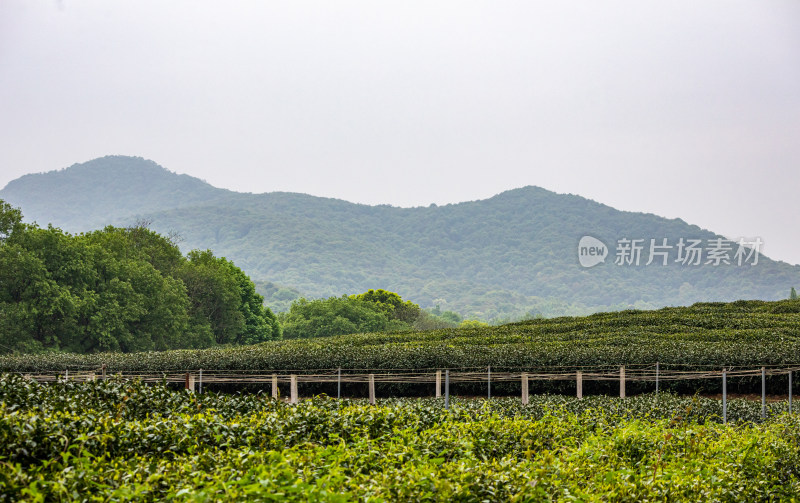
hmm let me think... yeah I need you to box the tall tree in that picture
[0,202,279,353]
[0,200,23,243]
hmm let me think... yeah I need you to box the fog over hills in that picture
[2,156,798,320]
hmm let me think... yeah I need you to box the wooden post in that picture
[65,370,69,381]
[445,370,450,409]
[185,372,195,392]
[337,368,341,399]
[722,368,727,424]
[271,374,278,399]
[435,370,442,398]
[790,371,793,414]
[368,374,376,405]
[521,372,529,405]
[576,371,583,399]
[102,364,107,380]
[762,366,766,420]
[487,366,491,400]
[290,374,298,404]
[198,368,203,394]
[619,366,626,399]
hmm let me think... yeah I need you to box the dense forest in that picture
[3,156,799,320]
[0,200,279,353]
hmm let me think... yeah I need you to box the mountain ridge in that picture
[2,156,797,320]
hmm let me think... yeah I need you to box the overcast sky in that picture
[1,1,799,264]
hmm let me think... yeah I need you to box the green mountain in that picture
[2,156,798,319]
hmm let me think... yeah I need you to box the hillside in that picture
[2,156,799,319]
[3,299,800,380]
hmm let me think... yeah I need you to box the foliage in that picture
[412,305,463,330]
[281,293,409,339]
[2,376,800,501]
[0,203,279,353]
[0,200,23,243]
[459,319,490,329]
[3,300,800,398]
[349,289,421,324]
[791,286,798,300]
[3,156,799,320]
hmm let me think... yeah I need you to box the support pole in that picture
[368,374,376,405]
[762,366,766,420]
[521,372,529,405]
[198,368,203,394]
[337,368,341,399]
[445,370,450,409]
[65,370,69,381]
[619,366,626,399]
[790,371,793,414]
[185,372,195,392]
[271,374,278,399]
[723,368,727,424]
[576,371,583,399]
[102,364,107,380]
[435,370,442,398]
[656,362,660,394]
[487,366,491,400]
[290,374,298,404]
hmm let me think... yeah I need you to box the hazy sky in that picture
[2,1,799,264]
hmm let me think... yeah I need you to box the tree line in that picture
[0,200,280,353]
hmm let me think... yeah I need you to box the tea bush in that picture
[3,376,800,501]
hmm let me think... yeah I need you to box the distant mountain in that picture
[2,155,798,319]
[1,156,236,230]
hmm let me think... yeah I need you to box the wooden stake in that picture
[368,373,376,405]
[487,366,491,400]
[521,372,529,405]
[762,366,766,420]
[619,366,626,398]
[445,370,450,409]
[723,368,727,424]
[435,370,442,398]
[290,374,298,404]
[271,374,278,399]
[185,372,195,392]
[576,371,583,399]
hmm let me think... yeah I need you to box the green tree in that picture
[282,296,388,339]
[0,200,23,243]
[350,289,421,323]
[85,225,184,276]
[459,319,490,329]
[180,250,279,345]
[0,205,278,353]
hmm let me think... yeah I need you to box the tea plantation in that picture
[2,375,800,501]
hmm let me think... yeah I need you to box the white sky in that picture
[1,1,799,264]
